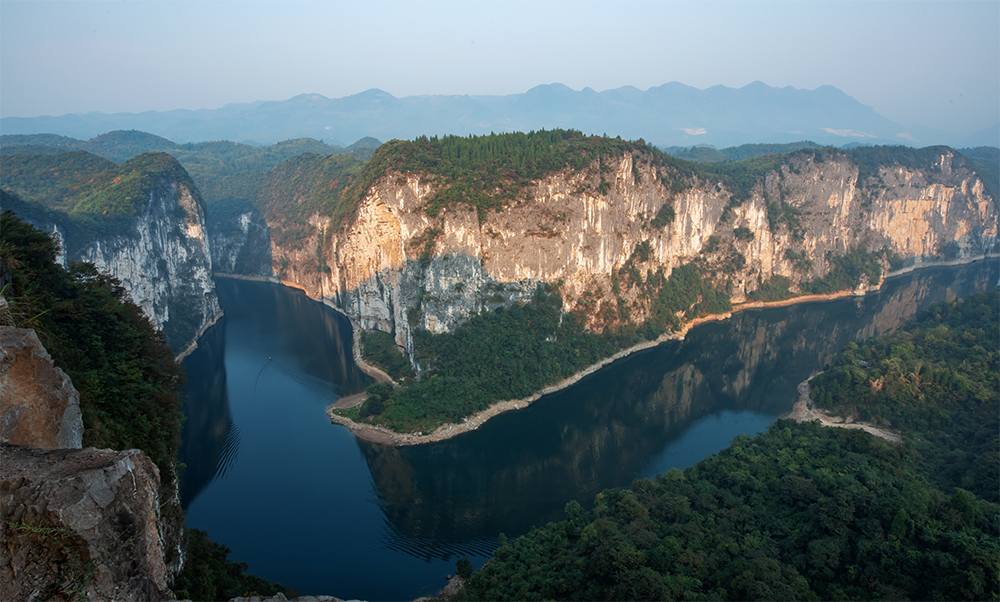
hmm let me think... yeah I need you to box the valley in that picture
[1,128,998,600]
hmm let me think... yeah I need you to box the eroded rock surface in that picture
[0,327,83,450]
[0,443,174,602]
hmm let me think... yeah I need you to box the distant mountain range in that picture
[2,82,997,148]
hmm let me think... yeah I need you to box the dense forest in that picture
[0,214,288,601]
[809,290,999,504]
[1,150,197,219]
[455,291,1000,601]
[348,260,733,433]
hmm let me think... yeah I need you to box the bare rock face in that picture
[0,327,83,450]
[208,208,274,277]
[29,179,221,355]
[0,443,174,602]
[266,149,998,358]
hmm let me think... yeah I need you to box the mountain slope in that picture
[1,82,923,147]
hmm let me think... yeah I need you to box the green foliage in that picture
[784,249,814,272]
[454,288,1000,602]
[747,275,794,302]
[0,212,183,476]
[663,145,729,163]
[361,330,415,380]
[663,141,824,164]
[702,235,720,254]
[695,152,789,205]
[171,529,291,601]
[733,226,754,241]
[1,151,201,237]
[720,141,824,162]
[360,381,394,417]
[0,151,116,212]
[800,248,887,294]
[456,418,1000,601]
[456,556,474,580]
[848,145,952,188]
[353,285,641,433]
[649,203,675,228]
[644,264,732,336]
[360,130,692,221]
[959,146,1000,211]
[73,152,195,220]
[810,290,999,503]
[243,153,366,243]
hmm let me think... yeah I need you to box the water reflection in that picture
[180,278,370,508]
[179,319,239,507]
[178,261,996,597]
[362,260,999,546]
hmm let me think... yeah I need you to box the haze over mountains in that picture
[4,82,997,149]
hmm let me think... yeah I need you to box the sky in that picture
[1,0,998,136]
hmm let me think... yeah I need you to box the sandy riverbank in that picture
[324,285,878,446]
[222,256,990,446]
[787,376,902,443]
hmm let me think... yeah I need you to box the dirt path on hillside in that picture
[789,376,902,444]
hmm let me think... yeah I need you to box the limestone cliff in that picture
[207,205,274,277]
[0,327,83,450]
[266,146,997,359]
[0,443,175,602]
[2,163,220,354]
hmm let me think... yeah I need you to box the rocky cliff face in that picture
[0,443,175,602]
[0,327,83,450]
[266,148,998,356]
[207,207,274,277]
[40,180,220,354]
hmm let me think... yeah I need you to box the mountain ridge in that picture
[7,81,990,148]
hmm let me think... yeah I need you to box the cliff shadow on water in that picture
[356,259,1000,551]
[179,317,238,509]
[180,277,372,508]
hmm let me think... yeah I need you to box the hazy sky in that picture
[2,0,998,135]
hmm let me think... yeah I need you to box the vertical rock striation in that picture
[207,207,274,277]
[263,148,997,358]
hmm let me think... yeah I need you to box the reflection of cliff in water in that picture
[361,260,999,547]
[179,319,240,509]
[179,278,370,509]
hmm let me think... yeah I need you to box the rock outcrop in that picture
[265,148,998,358]
[0,327,83,450]
[0,443,174,602]
[208,206,274,277]
[14,175,220,355]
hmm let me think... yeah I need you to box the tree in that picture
[456,556,473,580]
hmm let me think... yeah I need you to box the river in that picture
[179,260,998,600]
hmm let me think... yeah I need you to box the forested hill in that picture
[0,130,381,165]
[1,151,199,246]
[454,291,1000,601]
[354,130,998,225]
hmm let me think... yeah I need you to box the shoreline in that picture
[322,291,860,447]
[174,310,225,363]
[215,257,994,446]
[787,375,902,444]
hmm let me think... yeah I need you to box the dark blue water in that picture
[180,260,998,600]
